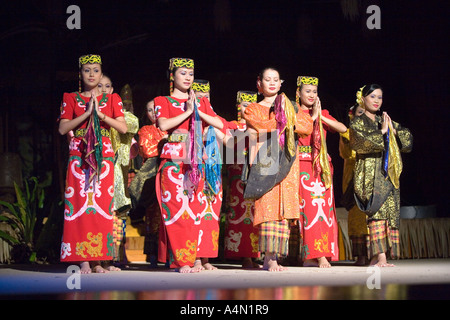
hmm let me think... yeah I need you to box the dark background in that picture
[0,0,448,216]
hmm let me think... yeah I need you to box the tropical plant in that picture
[0,176,50,263]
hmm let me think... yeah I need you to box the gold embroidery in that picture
[250,233,259,253]
[212,230,219,251]
[76,232,103,258]
[87,192,93,206]
[314,232,329,253]
[175,240,197,264]
[75,128,110,138]
[182,210,190,219]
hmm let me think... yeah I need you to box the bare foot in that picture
[192,259,205,272]
[105,265,121,271]
[203,263,218,270]
[178,265,193,273]
[80,261,91,274]
[370,253,395,267]
[200,258,217,271]
[317,257,331,268]
[92,264,109,273]
[242,257,262,269]
[303,257,331,268]
[263,254,287,272]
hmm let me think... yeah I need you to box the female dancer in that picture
[243,68,313,271]
[349,84,412,267]
[58,54,127,273]
[296,76,347,268]
[155,57,224,273]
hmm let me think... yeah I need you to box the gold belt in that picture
[74,128,111,138]
[298,145,312,153]
[168,133,188,142]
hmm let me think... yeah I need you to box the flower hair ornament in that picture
[356,85,366,108]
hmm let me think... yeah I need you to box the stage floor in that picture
[1,259,449,300]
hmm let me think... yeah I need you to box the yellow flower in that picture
[356,85,366,107]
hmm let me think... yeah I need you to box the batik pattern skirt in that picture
[224,164,259,259]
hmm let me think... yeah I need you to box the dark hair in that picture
[101,73,112,84]
[362,83,383,97]
[257,67,280,81]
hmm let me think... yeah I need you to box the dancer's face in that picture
[258,69,281,97]
[298,84,318,107]
[80,63,102,89]
[174,67,194,92]
[97,76,113,94]
[363,89,383,114]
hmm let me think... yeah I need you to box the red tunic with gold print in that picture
[59,92,124,262]
[154,95,221,268]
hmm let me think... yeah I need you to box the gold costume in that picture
[349,114,413,229]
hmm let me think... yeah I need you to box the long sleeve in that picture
[392,121,413,153]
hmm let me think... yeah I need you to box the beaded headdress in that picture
[78,54,102,92]
[236,91,257,121]
[192,79,210,93]
[297,76,319,87]
[237,91,257,104]
[168,57,195,95]
[79,54,102,68]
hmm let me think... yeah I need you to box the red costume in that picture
[60,92,124,262]
[155,96,221,268]
[298,109,339,261]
